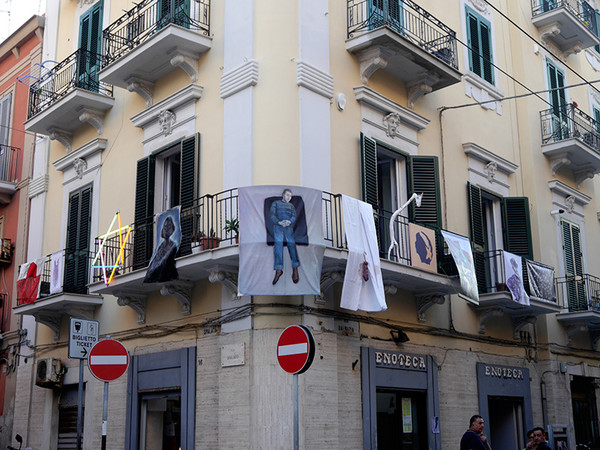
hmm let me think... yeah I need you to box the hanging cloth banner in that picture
[441,230,479,304]
[526,259,556,302]
[340,195,386,312]
[238,185,325,295]
[503,251,530,306]
[49,251,64,295]
[144,206,181,283]
[16,258,45,304]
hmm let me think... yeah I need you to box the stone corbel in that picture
[512,315,536,340]
[161,281,194,315]
[34,313,62,340]
[415,294,446,323]
[126,76,154,107]
[538,22,561,46]
[590,330,600,351]
[573,168,595,185]
[384,285,398,295]
[208,269,239,299]
[356,46,395,84]
[563,41,584,58]
[117,293,148,324]
[169,49,200,83]
[78,107,105,134]
[550,156,570,175]
[48,128,73,151]
[478,308,503,334]
[318,271,344,302]
[564,324,587,346]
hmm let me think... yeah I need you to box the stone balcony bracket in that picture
[415,294,446,323]
[208,268,239,299]
[169,48,199,83]
[35,314,63,341]
[357,46,395,84]
[407,73,440,108]
[78,107,105,134]
[116,293,148,324]
[126,76,155,107]
[160,281,194,315]
[512,315,536,340]
[478,307,503,334]
[48,128,73,152]
[317,271,345,302]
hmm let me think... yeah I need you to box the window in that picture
[361,134,441,258]
[466,6,493,84]
[134,134,199,267]
[125,348,196,450]
[157,0,190,29]
[65,185,92,294]
[561,219,586,311]
[78,1,103,91]
[0,93,11,147]
[369,0,402,29]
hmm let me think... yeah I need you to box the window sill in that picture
[463,72,504,115]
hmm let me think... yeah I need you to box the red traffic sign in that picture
[277,325,315,374]
[88,339,129,382]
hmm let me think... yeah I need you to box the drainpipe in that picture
[541,378,548,429]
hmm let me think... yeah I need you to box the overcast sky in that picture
[0,0,46,42]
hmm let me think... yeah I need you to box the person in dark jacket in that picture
[531,427,551,450]
[460,415,492,450]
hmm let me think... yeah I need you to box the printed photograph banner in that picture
[238,186,325,295]
[409,223,437,273]
[144,206,181,283]
[526,259,556,302]
[49,251,64,295]
[441,231,479,304]
[503,251,530,306]
[340,195,386,312]
[17,258,45,304]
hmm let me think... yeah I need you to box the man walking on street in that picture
[460,415,492,450]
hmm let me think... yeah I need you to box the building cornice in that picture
[463,142,518,175]
[131,84,204,129]
[548,179,591,205]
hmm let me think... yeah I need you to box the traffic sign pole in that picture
[77,360,83,450]
[293,374,299,450]
[102,381,108,450]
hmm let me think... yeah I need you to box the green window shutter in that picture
[133,156,155,268]
[562,220,586,311]
[466,8,492,83]
[467,183,485,249]
[179,134,199,255]
[595,11,600,53]
[480,22,493,84]
[407,156,441,228]
[467,12,480,76]
[79,1,103,89]
[64,186,92,294]
[501,197,533,260]
[360,133,378,210]
[594,108,600,133]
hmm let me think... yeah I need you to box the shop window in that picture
[466,6,494,85]
[376,389,427,449]
[133,134,199,267]
[125,348,195,450]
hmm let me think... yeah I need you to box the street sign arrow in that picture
[68,318,99,359]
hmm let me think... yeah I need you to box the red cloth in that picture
[17,261,42,304]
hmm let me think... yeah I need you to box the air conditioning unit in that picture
[35,358,65,388]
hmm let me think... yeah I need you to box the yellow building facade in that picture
[9,0,600,448]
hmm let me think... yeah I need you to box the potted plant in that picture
[224,218,239,244]
[199,229,221,250]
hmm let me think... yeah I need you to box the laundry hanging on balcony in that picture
[238,186,324,296]
[144,206,181,284]
[49,251,64,295]
[526,259,556,302]
[504,251,530,306]
[16,257,45,304]
[339,195,386,313]
[441,231,479,304]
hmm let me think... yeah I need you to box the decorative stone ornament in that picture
[383,112,402,138]
[484,161,498,183]
[158,110,176,136]
[73,158,87,179]
[565,195,576,213]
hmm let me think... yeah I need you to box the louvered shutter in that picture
[595,11,600,53]
[360,133,378,210]
[173,0,190,27]
[467,12,481,76]
[158,0,172,28]
[480,21,493,84]
[133,156,155,269]
[179,135,199,255]
[79,2,103,91]
[407,156,441,228]
[501,197,533,260]
[64,186,92,294]
[388,0,401,25]
[562,220,586,311]
[0,94,12,147]
[466,183,487,293]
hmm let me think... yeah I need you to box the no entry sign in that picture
[88,339,129,382]
[277,325,315,374]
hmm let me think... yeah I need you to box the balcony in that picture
[472,249,560,337]
[24,49,114,150]
[540,103,600,183]
[346,0,462,107]
[555,274,600,346]
[0,145,19,204]
[531,0,599,55]
[100,0,211,106]
[88,189,460,324]
[13,249,103,339]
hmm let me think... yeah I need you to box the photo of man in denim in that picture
[270,188,300,285]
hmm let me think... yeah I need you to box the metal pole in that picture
[293,374,299,450]
[76,359,84,450]
[101,381,108,450]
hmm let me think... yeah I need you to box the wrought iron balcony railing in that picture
[17,249,95,305]
[102,0,210,67]
[346,0,459,70]
[92,189,456,282]
[540,103,600,150]
[27,49,112,120]
[474,249,557,303]
[531,0,596,32]
[0,144,19,184]
[555,273,600,312]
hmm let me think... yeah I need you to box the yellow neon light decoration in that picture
[92,211,133,286]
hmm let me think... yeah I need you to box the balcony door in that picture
[561,219,586,311]
[369,0,402,30]
[65,185,92,294]
[78,1,103,92]
[547,60,567,141]
[157,0,191,29]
